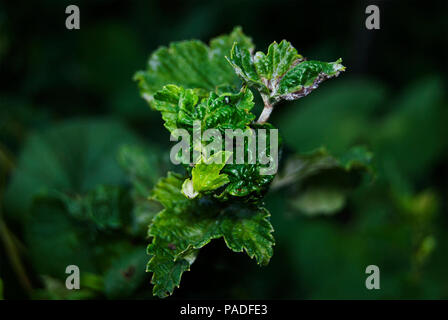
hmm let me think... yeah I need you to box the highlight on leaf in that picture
[181,151,232,199]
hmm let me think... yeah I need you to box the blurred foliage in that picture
[273,146,374,216]
[4,120,140,219]
[1,0,447,300]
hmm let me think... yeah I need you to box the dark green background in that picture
[1,0,447,299]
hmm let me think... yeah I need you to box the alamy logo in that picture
[65,265,80,290]
[169,120,279,176]
[65,5,80,30]
[365,5,380,30]
[365,265,380,290]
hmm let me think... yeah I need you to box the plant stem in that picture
[256,103,273,124]
[0,213,33,296]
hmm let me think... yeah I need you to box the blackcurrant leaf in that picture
[134,27,254,108]
[4,119,141,220]
[227,40,345,106]
[147,172,275,297]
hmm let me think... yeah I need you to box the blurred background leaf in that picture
[4,119,139,219]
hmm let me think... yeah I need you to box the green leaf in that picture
[219,123,280,199]
[153,84,255,133]
[4,119,140,220]
[103,246,149,299]
[134,27,254,107]
[273,146,373,216]
[149,174,222,255]
[147,173,275,297]
[274,146,373,187]
[147,237,198,298]
[227,41,345,105]
[196,89,256,132]
[65,185,132,231]
[24,187,151,299]
[220,163,274,198]
[152,85,277,200]
[278,59,345,98]
[25,195,99,278]
[118,145,162,232]
[150,172,190,214]
[276,78,386,154]
[182,151,232,199]
[219,206,274,266]
[118,145,160,195]
[150,201,274,265]
[254,40,302,83]
[0,277,3,300]
[152,85,205,133]
[152,84,277,201]
[372,76,446,184]
[226,43,265,92]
